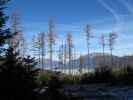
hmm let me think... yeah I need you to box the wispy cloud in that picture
[20,0,133,57]
[118,0,133,15]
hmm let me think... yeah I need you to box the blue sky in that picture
[6,0,133,57]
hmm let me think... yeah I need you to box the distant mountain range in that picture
[37,53,133,70]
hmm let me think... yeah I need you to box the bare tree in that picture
[10,11,26,57]
[10,11,20,50]
[31,34,41,69]
[72,47,76,75]
[79,55,84,75]
[73,48,78,74]
[63,41,67,74]
[58,46,62,71]
[100,33,105,65]
[40,32,46,71]
[31,35,37,58]
[19,32,27,57]
[35,33,41,68]
[67,32,73,75]
[48,19,55,71]
[34,32,46,71]
[109,32,118,66]
[84,24,93,71]
[58,41,64,73]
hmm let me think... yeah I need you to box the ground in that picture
[63,84,133,100]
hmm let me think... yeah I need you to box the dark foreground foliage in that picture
[0,0,11,51]
[0,48,39,100]
[0,0,77,99]
[37,74,80,100]
[81,65,133,86]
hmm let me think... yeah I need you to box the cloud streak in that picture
[98,0,123,33]
[118,0,133,15]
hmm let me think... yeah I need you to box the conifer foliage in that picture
[0,0,11,49]
[0,0,39,100]
[0,47,39,100]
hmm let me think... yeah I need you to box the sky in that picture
[6,0,133,57]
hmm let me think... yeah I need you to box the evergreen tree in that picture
[47,75,68,100]
[0,47,39,100]
[0,0,11,53]
[0,1,40,99]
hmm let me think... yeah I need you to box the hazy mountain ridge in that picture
[38,53,133,70]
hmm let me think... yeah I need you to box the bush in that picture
[95,66,113,83]
[114,65,133,85]
[37,71,51,86]
[59,74,81,84]
[80,65,133,86]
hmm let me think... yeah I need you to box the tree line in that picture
[9,11,119,75]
